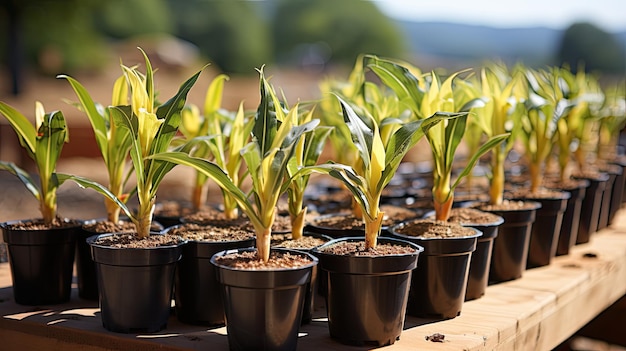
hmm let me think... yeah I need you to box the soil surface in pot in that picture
[91,233,184,248]
[317,241,417,256]
[395,219,476,239]
[168,223,253,242]
[154,200,198,218]
[182,208,248,227]
[445,208,503,225]
[6,218,81,230]
[214,250,313,269]
[183,208,293,233]
[542,177,588,191]
[312,205,420,230]
[83,220,137,233]
[272,234,328,249]
[507,187,567,199]
[476,199,539,212]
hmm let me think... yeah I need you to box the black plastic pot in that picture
[598,165,620,230]
[88,233,185,333]
[462,216,503,301]
[172,230,255,326]
[389,223,480,319]
[574,173,609,244]
[211,247,317,351]
[480,201,541,284]
[551,180,588,256]
[609,160,626,225]
[76,219,163,301]
[515,192,570,269]
[272,231,332,325]
[1,219,80,305]
[75,228,99,300]
[311,237,422,346]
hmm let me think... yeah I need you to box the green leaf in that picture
[58,75,109,157]
[335,95,373,170]
[57,173,133,219]
[254,68,279,156]
[0,102,37,155]
[365,55,424,114]
[149,151,260,225]
[0,161,40,200]
[451,133,509,190]
[35,110,68,192]
[153,67,205,155]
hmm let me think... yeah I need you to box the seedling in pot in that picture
[60,48,206,238]
[0,101,70,226]
[366,56,508,219]
[151,67,319,262]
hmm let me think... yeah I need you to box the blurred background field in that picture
[0,0,625,223]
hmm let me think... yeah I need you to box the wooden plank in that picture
[1,212,626,351]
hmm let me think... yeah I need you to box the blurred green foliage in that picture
[557,22,626,75]
[270,0,406,67]
[0,0,405,76]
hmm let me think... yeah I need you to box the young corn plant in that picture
[177,74,252,217]
[319,55,413,219]
[59,73,133,223]
[366,56,508,220]
[151,68,319,262]
[469,63,526,205]
[203,82,253,220]
[553,67,604,181]
[597,81,626,161]
[307,94,446,248]
[521,67,575,193]
[286,107,332,240]
[61,49,205,238]
[0,102,69,225]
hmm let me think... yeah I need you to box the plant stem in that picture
[364,211,384,249]
[222,192,239,220]
[191,182,207,211]
[529,162,540,193]
[489,150,505,206]
[433,172,452,221]
[105,198,121,223]
[290,207,307,240]
[135,197,155,238]
[257,226,272,262]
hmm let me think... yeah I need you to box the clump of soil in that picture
[444,207,503,225]
[316,240,417,256]
[91,233,184,248]
[5,218,81,230]
[425,333,445,342]
[214,250,313,269]
[167,223,253,242]
[272,234,329,249]
[394,219,477,239]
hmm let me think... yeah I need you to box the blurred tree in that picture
[1,0,108,93]
[556,22,626,75]
[93,0,173,39]
[166,0,271,74]
[271,0,407,68]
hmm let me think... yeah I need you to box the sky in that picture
[374,0,626,32]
